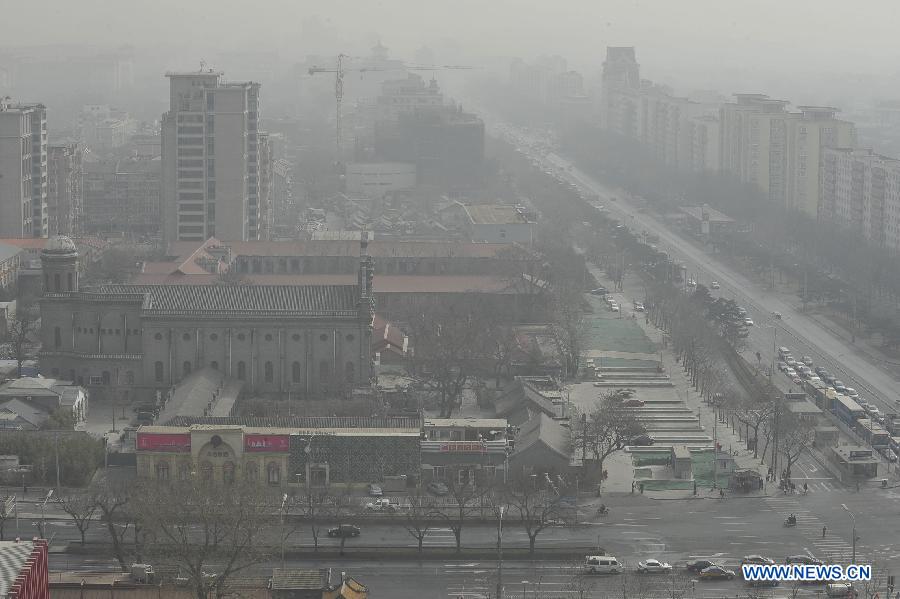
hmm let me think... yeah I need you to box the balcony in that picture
[420,440,510,454]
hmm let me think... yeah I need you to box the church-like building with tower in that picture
[38,234,376,402]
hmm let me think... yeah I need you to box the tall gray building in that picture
[0,99,48,238]
[161,71,261,243]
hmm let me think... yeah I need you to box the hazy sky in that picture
[10,0,900,96]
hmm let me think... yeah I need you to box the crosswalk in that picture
[776,476,839,494]
[764,496,872,565]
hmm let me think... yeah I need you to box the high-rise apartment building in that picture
[821,147,900,250]
[83,157,161,236]
[161,70,261,243]
[47,142,83,236]
[0,99,47,238]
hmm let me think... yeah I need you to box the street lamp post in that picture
[38,489,53,539]
[841,503,857,563]
[280,493,288,570]
[496,506,505,599]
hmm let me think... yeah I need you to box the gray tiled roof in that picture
[513,413,571,459]
[165,415,422,429]
[102,284,360,315]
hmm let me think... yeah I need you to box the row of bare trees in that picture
[33,471,574,599]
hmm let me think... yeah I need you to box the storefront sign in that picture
[244,434,290,452]
[440,442,488,453]
[136,433,191,452]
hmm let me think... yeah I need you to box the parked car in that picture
[426,481,449,496]
[622,399,645,408]
[845,388,860,399]
[367,484,383,497]
[700,565,736,580]
[772,311,782,319]
[610,304,620,313]
[784,368,797,377]
[823,375,837,385]
[710,281,720,290]
[637,559,672,574]
[590,287,608,296]
[802,356,814,366]
[744,317,754,326]
[686,559,719,573]
[778,346,791,356]
[815,366,827,376]
[327,524,361,538]
[785,357,797,367]
[633,302,645,312]
[629,434,654,446]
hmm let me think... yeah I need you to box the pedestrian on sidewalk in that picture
[822,526,827,538]
[631,481,636,494]
[693,481,697,495]
[640,483,644,494]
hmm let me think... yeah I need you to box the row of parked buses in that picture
[801,376,900,461]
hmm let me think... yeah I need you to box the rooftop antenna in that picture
[199,60,207,72]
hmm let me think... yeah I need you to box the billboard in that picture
[136,432,191,452]
[244,434,290,452]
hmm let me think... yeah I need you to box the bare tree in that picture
[778,411,816,479]
[132,478,268,599]
[408,307,485,417]
[0,496,13,541]
[402,487,438,556]
[6,297,38,378]
[57,494,97,546]
[502,475,561,555]
[552,289,588,378]
[90,479,132,570]
[574,389,646,477]
[438,468,492,553]
[301,488,335,553]
[733,398,774,459]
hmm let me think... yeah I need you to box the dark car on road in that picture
[700,565,736,580]
[629,434,654,446]
[327,524,361,538]
[686,559,718,573]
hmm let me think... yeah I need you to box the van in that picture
[584,555,622,574]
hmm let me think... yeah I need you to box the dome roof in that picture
[43,235,77,254]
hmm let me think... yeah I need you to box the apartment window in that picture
[207,204,216,220]
[182,360,192,377]
[54,326,61,348]
[206,115,214,133]
[292,361,301,383]
[207,159,215,177]
[125,371,134,385]
[432,466,446,480]
[319,360,330,381]
[155,461,170,481]
[237,361,246,380]
[207,140,215,155]
[207,180,216,199]
[264,361,274,383]
[206,93,215,111]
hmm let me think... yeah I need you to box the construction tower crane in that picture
[308,57,478,159]
[308,54,383,159]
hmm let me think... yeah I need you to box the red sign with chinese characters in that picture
[244,434,290,452]
[136,433,191,452]
[439,442,487,453]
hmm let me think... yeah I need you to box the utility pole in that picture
[496,506,505,599]
[54,434,60,492]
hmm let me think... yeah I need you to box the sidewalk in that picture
[611,270,769,498]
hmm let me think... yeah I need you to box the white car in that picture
[784,368,797,377]
[744,318,754,326]
[610,304,620,312]
[845,388,860,399]
[710,281,720,290]
[637,559,672,574]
